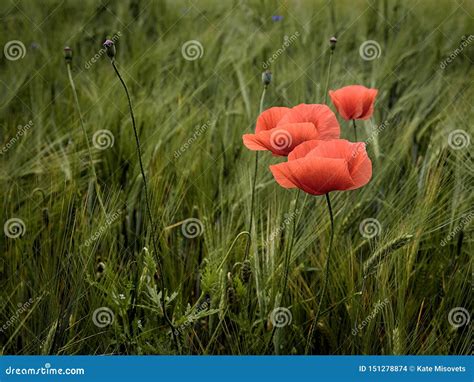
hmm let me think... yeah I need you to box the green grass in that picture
[0,0,472,355]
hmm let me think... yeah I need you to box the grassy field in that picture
[0,0,472,355]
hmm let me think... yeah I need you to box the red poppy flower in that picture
[254,106,290,133]
[243,104,340,156]
[329,85,378,120]
[269,139,372,195]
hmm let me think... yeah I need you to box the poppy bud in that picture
[329,36,337,51]
[64,46,72,64]
[103,39,116,60]
[262,70,272,86]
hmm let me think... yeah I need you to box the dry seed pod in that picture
[240,260,252,283]
[95,258,106,280]
[103,39,116,60]
[226,272,236,305]
[262,70,272,86]
[64,46,72,63]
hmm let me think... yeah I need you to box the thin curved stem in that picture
[66,63,106,215]
[218,231,250,271]
[352,119,358,141]
[244,85,267,260]
[305,193,334,354]
[259,85,267,115]
[110,61,179,352]
[323,51,334,104]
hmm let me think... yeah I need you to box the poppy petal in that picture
[309,139,355,161]
[308,139,372,190]
[270,156,354,195]
[255,107,291,133]
[329,85,378,120]
[269,163,298,189]
[329,89,358,120]
[254,122,319,156]
[288,140,321,161]
[347,143,372,189]
[359,88,378,120]
[278,104,340,140]
[242,134,268,151]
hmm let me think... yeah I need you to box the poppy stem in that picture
[66,62,106,215]
[109,60,179,353]
[352,119,358,141]
[323,50,334,104]
[259,85,268,116]
[305,193,334,354]
[244,84,267,260]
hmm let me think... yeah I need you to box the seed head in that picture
[103,39,116,60]
[329,36,337,51]
[240,260,252,283]
[64,46,72,64]
[262,70,272,86]
[226,272,237,308]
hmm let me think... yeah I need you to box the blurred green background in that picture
[0,0,472,355]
